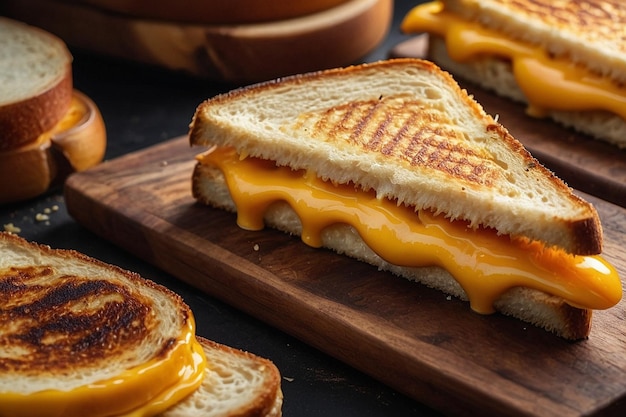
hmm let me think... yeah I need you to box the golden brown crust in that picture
[484,123,602,255]
[64,0,351,24]
[0,90,107,205]
[0,67,73,151]
[189,58,603,255]
[0,16,74,151]
[493,287,592,340]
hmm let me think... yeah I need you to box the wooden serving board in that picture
[390,35,626,208]
[65,136,626,417]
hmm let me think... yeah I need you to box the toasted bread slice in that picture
[161,337,283,417]
[0,17,73,151]
[0,232,283,416]
[192,162,593,340]
[401,1,626,148]
[427,32,626,148]
[0,232,192,395]
[442,0,626,84]
[189,58,601,256]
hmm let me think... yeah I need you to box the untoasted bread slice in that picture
[189,58,601,255]
[161,337,283,417]
[0,17,73,151]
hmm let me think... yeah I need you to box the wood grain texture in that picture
[389,35,626,208]
[64,136,626,417]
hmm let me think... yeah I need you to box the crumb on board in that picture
[253,243,260,251]
[35,213,50,222]
[3,223,21,234]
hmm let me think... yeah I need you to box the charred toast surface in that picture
[0,232,190,393]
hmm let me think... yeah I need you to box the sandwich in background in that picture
[401,0,626,149]
[0,17,106,205]
[0,231,283,417]
[1,0,392,84]
[188,58,622,340]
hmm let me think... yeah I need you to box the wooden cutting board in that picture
[389,35,626,209]
[65,136,626,417]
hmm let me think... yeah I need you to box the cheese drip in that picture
[199,147,622,314]
[1,315,207,417]
[401,1,626,119]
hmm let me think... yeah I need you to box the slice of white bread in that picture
[0,231,283,416]
[0,17,106,204]
[0,17,73,151]
[0,90,107,204]
[189,58,602,256]
[192,162,592,340]
[161,337,283,417]
[427,35,626,149]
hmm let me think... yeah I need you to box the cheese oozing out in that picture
[0,315,207,417]
[401,1,626,119]
[198,146,622,314]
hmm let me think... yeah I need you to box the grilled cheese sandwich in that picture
[189,58,622,340]
[0,232,283,417]
[195,147,619,315]
[401,0,626,148]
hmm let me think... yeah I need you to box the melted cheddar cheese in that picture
[1,316,206,417]
[198,147,622,313]
[401,1,626,119]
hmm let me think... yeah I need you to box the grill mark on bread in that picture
[451,0,626,60]
[508,0,616,27]
[295,96,499,185]
[0,266,156,375]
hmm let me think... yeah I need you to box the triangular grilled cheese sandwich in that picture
[189,58,622,340]
[0,232,282,417]
[401,0,626,148]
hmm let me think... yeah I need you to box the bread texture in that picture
[192,163,592,340]
[161,337,283,417]
[0,231,190,394]
[427,35,626,149]
[0,232,284,416]
[189,58,602,256]
[0,90,107,204]
[442,0,626,84]
[0,17,73,151]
